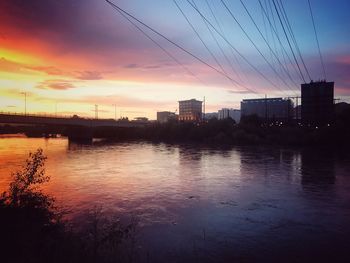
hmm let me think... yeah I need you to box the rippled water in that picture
[1,137,350,262]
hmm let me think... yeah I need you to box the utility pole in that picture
[286,96,301,124]
[287,97,289,124]
[21,92,27,116]
[203,96,206,122]
[112,104,117,120]
[296,96,299,123]
[95,104,98,119]
[265,94,268,125]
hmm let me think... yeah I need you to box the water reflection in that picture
[179,145,203,162]
[1,138,350,262]
[301,149,336,189]
[67,140,92,151]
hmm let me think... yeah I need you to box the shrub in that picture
[0,149,139,263]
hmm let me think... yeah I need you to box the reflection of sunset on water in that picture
[1,136,350,261]
[1,137,349,224]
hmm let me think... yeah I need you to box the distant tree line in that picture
[1,104,350,147]
[94,111,350,146]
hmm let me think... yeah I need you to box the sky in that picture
[0,0,349,120]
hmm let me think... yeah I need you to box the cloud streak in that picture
[0,57,104,80]
[36,80,76,90]
[76,71,103,80]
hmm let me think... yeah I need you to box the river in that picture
[1,137,350,262]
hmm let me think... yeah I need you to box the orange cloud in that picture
[76,71,103,80]
[36,79,76,90]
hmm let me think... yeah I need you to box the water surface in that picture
[1,137,350,262]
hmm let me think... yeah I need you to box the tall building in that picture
[301,81,334,126]
[218,108,241,123]
[241,98,293,121]
[157,111,176,123]
[178,99,202,122]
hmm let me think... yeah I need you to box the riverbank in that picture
[2,109,350,147]
[96,118,350,148]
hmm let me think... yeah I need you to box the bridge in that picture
[0,112,149,127]
[0,112,150,141]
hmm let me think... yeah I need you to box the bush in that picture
[0,149,138,263]
[0,149,64,263]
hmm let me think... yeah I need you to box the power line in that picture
[185,0,284,93]
[261,0,276,73]
[204,0,248,86]
[258,0,302,83]
[220,0,293,94]
[190,0,247,89]
[239,0,299,93]
[109,3,206,86]
[307,0,327,79]
[263,0,286,82]
[172,0,236,87]
[277,0,310,80]
[265,0,281,69]
[176,0,259,94]
[271,0,307,83]
[105,0,253,92]
[265,0,289,81]
[276,0,312,81]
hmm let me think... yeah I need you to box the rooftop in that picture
[178,99,202,103]
[242,98,286,102]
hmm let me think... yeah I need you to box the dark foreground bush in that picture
[0,149,138,263]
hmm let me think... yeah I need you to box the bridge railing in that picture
[0,111,83,119]
[0,111,122,124]
[0,112,152,127]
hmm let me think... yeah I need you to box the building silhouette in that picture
[178,99,202,122]
[157,111,176,123]
[218,108,241,123]
[204,112,218,120]
[241,98,293,122]
[301,81,334,126]
[134,117,149,122]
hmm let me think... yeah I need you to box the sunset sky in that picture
[0,0,349,120]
